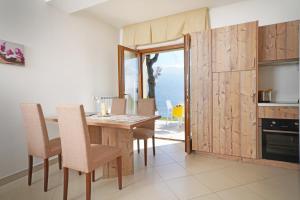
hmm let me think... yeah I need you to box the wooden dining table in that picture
[46,114,160,178]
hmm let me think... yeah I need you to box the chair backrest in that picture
[137,99,155,129]
[111,98,126,115]
[57,105,91,172]
[20,103,49,158]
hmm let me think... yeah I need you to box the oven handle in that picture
[263,129,299,135]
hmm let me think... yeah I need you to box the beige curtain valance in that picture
[123,7,209,47]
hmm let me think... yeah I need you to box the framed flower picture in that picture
[0,39,25,66]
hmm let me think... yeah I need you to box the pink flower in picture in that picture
[6,49,14,57]
[0,42,6,53]
[15,48,25,63]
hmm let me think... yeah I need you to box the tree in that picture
[145,54,159,99]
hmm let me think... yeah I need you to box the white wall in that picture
[0,0,118,178]
[259,64,299,102]
[210,0,300,28]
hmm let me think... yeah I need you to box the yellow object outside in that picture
[172,104,184,118]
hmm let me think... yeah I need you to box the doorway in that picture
[118,35,191,153]
[142,49,185,141]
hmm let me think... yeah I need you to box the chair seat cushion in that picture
[90,144,122,169]
[133,128,154,139]
[48,137,62,157]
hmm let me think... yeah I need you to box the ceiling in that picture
[47,0,248,28]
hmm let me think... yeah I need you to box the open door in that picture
[184,35,192,154]
[118,38,191,153]
[118,45,142,114]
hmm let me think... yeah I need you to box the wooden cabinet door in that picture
[258,24,277,61]
[259,20,299,62]
[276,20,299,60]
[191,31,212,152]
[213,70,257,158]
[212,22,257,72]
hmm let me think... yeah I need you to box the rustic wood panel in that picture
[276,20,300,60]
[212,22,257,72]
[213,72,241,156]
[276,22,287,60]
[191,31,212,152]
[286,20,299,59]
[213,70,257,158]
[212,25,237,72]
[258,24,277,61]
[240,70,257,158]
[258,106,299,119]
[259,20,299,62]
[102,127,134,178]
[236,22,257,71]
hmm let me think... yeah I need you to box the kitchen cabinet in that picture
[191,21,258,159]
[212,22,257,72]
[259,20,300,62]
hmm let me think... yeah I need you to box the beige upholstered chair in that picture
[111,98,126,115]
[133,99,156,166]
[20,103,62,192]
[57,105,122,200]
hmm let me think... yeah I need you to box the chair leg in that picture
[92,170,95,182]
[63,168,69,200]
[152,136,156,156]
[28,155,33,186]
[86,172,92,200]
[44,158,49,192]
[116,156,122,190]
[58,154,62,170]
[137,139,140,153]
[144,139,147,166]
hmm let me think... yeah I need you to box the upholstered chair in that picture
[133,99,156,166]
[111,98,126,115]
[57,105,122,200]
[20,103,62,192]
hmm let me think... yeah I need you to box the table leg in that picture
[101,127,134,178]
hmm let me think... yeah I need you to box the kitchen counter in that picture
[258,103,299,107]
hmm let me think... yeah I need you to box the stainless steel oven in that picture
[262,118,299,163]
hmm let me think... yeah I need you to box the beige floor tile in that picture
[123,167,163,187]
[246,172,300,200]
[216,185,265,200]
[191,193,222,200]
[166,176,212,200]
[155,163,190,180]
[216,164,266,185]
[129,182,178,200]
[147,153,177,167]
[166,150,189,162]
[178,158,234,175]
[194,170,241,192]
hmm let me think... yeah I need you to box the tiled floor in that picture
[0,139,299,200]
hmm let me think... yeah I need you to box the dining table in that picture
[46,114,160,178]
